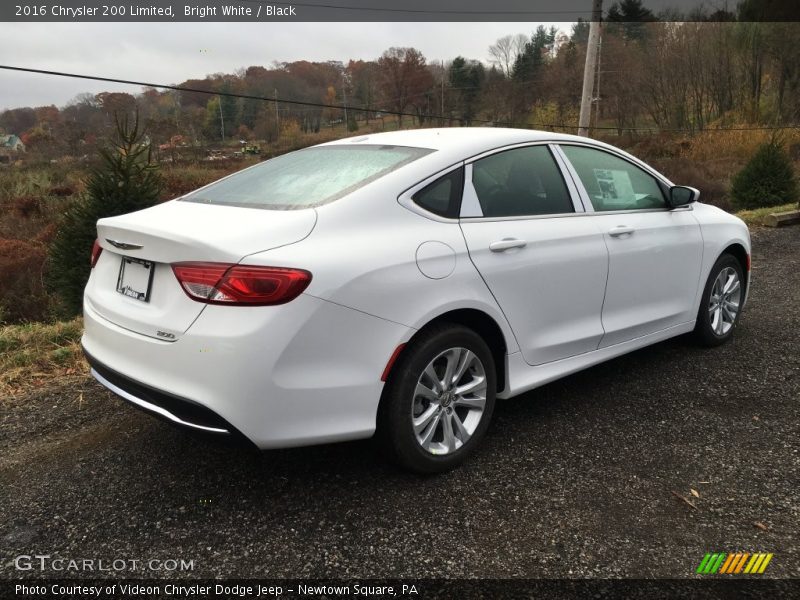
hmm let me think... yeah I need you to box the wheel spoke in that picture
[441,412,457,452]
[451,349,474,386]
[415,382,438,402]
[417,411,441,447]
[716,307,727,334]
[413,404,439,434]
[711,307,723,334]
[423,364,443,394]
[442,348,460,389]
[454,395,486,411]
[723,273,738,295]
[450,411,469,442]
[722,304,736,323]
[455,375,487,397]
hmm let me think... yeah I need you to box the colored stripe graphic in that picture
[757,554,774,574]
[735,553,750,573]
[744,554,760,573]
[696,554,712,574]
[703,554,719,574]
[720,553,736,574]
[697,552,773,574]
[710,553,726,573]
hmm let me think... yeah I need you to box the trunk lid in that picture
[85,200,317,339]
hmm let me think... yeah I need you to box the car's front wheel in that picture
[377,323,496,474]
[694,253,745,346]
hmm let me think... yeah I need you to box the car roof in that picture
[316,127,673,193]
[320,127,590,155]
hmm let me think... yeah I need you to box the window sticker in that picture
[592,168,635,202]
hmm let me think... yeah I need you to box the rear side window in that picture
[412,167,464,218]
[182,145,434,210]
[470,146,574,218]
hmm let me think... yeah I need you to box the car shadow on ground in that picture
[140,332,696,484]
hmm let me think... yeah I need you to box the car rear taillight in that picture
[171,262,311,306]
[90,239,103,268]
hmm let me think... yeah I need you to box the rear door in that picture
[459,144,609,366]
[558,144,704,347]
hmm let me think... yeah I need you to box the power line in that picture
[0,64,466,125]
[1,64,797,134]
[233,0,598,16]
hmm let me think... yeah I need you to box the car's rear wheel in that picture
[377,323,496,474]
[694,253,744,346]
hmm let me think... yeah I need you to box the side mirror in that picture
[669,185,699,208]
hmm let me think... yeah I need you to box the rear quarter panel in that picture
[241,179,520,355]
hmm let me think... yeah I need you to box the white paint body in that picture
[82,128,751,448]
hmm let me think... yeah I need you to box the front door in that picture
[559,144,704,347]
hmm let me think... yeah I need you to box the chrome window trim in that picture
[397,161,465,223]
[459,211,599,224]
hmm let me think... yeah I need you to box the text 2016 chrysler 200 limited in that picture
[82,128,750,472]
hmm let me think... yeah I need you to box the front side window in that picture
[560,145,666,211]
[470,146,573,218]
[182,145,433,210]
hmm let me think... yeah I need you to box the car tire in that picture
[693,253,745,347]
[377,323,496,474]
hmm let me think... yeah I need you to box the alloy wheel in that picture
[708,266,741,336]
[411,347,487,455]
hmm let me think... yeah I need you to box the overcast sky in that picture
[0,22,574,110]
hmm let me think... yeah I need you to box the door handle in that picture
[489,238,527,252]
[608,225,635,237]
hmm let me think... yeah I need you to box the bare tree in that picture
[488,34,528,78]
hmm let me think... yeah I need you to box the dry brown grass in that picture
[0,318,88,398]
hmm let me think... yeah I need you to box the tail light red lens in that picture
[171,262,311,306]
[90,239,103,268]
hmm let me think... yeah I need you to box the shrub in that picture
[0,237,50,322]
[47,114,163,317]
[730,139,798,210]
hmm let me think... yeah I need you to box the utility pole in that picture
[441,60,445,126]
[578,0,603,137]
[274,89,280,134]
[342,75,349,130]
[218,95,225,141]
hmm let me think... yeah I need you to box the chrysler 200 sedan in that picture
[82,128,750,472]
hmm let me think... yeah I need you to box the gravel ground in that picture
[1,226,798,580]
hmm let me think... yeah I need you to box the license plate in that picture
[116,257,155,302]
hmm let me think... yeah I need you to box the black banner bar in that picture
[3,579,799,600]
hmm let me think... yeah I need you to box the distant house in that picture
[0,134,26,154]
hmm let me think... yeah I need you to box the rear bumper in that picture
[85,349,245,438]
[82,292,412,449]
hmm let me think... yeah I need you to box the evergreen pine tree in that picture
[730,138,798,211]
[47,113,163,316]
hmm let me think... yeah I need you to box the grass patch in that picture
[0,317,88,397]
[735,203,798,226]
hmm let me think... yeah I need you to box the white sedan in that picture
[82,128,750,472]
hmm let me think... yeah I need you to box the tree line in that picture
[2,0,799,159]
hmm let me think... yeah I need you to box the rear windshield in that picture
[181,144,434,210]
